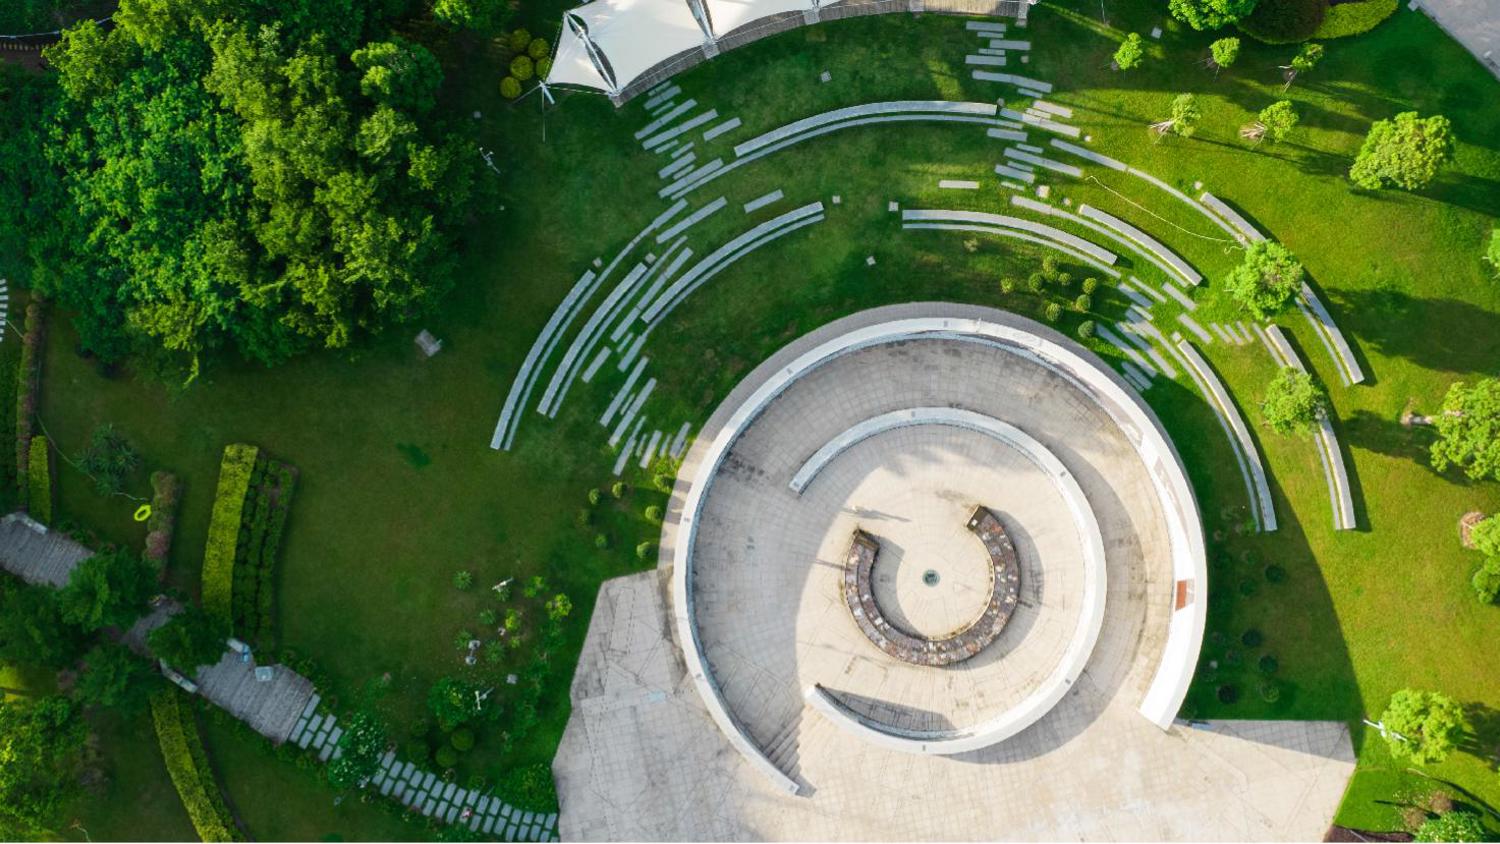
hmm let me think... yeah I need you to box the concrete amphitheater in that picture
[553,303,1355,841]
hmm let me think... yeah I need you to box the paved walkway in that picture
[1413,0,1500,78]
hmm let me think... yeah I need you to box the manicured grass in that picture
[38,0,1500,836]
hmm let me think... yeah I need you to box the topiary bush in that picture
[510,55,534,82]
[1259,654,1279,674]
[1077,320,1096,340]
[1238,0,1327,43]
[1082,277,1099,294]
[1258,680,1282,703]
[527,37,549,60]
[508,28,532,52]
[636,541,655,561]
[1312,0,1396,38]
[1000,276,1017,294]
[1217,684,1239,704]
[1044,303,1063,323]
[1073,293,1092,312]
[594,533,609,549]
[435,744,459,769]
[450,728,475,752]
[644,505,663,524]
[1241,629,1263,647]
[500,76,521,99]
[611,480,627,499]
[536,57,552,79]
[27,434,50,525]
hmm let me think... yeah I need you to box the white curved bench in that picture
[1172,339,1277,533]
[1078,205,1202,287]
[1263,326,1357,530]
[1297,283,1365,386]
[1009,196,1203,294]
[734,101,998,157]
[1199,192,1265,244]
[793,408,1106,755]
[905,222,1122,278]
[902,209,1118,266]
[668,308,1208,793]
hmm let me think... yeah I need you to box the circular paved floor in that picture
[684,320,1172,745]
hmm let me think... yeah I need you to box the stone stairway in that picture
[0,513,94,587]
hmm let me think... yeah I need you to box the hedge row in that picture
[149,689,242,842]
[14,299,44,508]
[27,435,49,524]
[1238,0,1327,43]
[145,471,182,566]
[202,444,259,624]
[1312,0,1397,38]
[230,457,297,646]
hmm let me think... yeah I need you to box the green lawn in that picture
[39,0,1500,836]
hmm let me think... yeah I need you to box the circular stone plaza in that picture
[553,304,1355,841]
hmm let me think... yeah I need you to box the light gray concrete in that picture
[1411,0,1500,79]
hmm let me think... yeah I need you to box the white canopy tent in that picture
[546,0,821,94]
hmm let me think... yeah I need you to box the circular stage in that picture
[663,304,1205,783]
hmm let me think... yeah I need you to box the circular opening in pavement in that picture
[922,569,940,586]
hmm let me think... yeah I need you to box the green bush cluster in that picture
[510,56,534,82]
[231,456,298,646]
[150,690,241,842]
[27,435,49,525]
[15,300,44,508]
[1239,0,1327,43]
[202,444,260,624]
[144,471,181,565]
[1312,0,1396,38]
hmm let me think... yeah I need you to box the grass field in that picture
[36,0,1500,836]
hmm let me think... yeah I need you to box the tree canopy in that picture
[1414,811,1487,843]
[21,0,479,376]
[1210,37,1241,69]
[1349,112,1455,191]
[1430,378,1500,481]
[74,641,161,714]
[1224,240,1305,318]
[147,603,228,672]
[0,696,86,839]
[1113,33,1145,70]
[1169,0,1257,30]
[57,548,159,632]
[327,709,390,789]
[1261,368,1328,436]
[0,583,88,670]
[1257,100,1299,143]
[1380,689,1468,765]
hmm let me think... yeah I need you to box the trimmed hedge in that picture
[145,471,182,566]
[27,434,49,525]
[203,444,259,624]
[230,456,297,646]
[1312,0,1397,38]
[14,299,44,507]
[1239,0,1327,43]
[150,690,242,842]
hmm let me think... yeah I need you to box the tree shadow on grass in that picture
[1461,702,1500,775]
[1329,288,1500,375]
[1342,409,1444,475]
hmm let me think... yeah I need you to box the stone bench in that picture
[1172,339,1277,532]
[1079,204,1201,286]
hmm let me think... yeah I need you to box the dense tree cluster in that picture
[1169,0,1258,30]
[7,0,479,375]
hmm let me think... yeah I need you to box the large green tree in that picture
[1169,0,1257,30]
[1224,241,1305,318]
[31,0,477,375]
[1261,368,1328,436]
[0,583,87,669]
[147,604,228,672]
[1349,112,1455,191]
[74,642,161,713]
[57,548,159,632]
[1430,378,1500,481]
[0,696,86,839]
[1379,689,1468,765]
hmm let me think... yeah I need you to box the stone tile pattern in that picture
[0,512,94,587]
[287,703,558,842]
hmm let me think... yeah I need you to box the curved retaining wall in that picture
[663,304,1207,793]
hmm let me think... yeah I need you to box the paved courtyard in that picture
[553,305,1356,841]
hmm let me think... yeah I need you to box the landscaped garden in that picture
[2,0,1499,838]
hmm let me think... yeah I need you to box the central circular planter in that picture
[841,506,1021,667]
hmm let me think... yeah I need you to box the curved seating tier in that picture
[902,208,1118,266]
[1171,339,1278,533]
[1262,325,1357,530]
[1078,204,1201,287]
[1297,283,1366,386]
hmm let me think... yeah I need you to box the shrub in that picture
[27,435,49,525]
[535,57,552,79]
[1217,684,1238,704]
[500,76,521,99]
[1026,272,1046,293]
[435,745,459,769]
[1077,320,1096,340]
[1258,654,1279,674]
[1073,293,1092,312]
[150,690,241,842]
[1485,228,1500,281]
[1041,256,1060,279]
[644,505,663,524]
[527,37,549,59]
[1238,0,1327,43]
[1312,0,1396,39]
[611,480,628,499]
[1473,557,1500,604]
[1265,564,1287,583]
[1414,811,1488,843]
[77,424,141,496]
[1241,629,1263,647]
[144,471,182,565]
[1000,276,1017,294]
[586,488,601,506]
[1044,303,1063,323]
[1225,241,1304,319]
[593,533,609,550]
[1057,272,1073,288]
[1350,112,1454,192]
[651,470,675,493]
[1082,277,1099,294]
[1258,681,1282,703]
[636,541,655,561]
[508,28,531,52]
[453,570,474,590]
[510,56,534,82]
[499,763,559,812]
[1262,368,1328,435]
[576,507,593,527]
[478,608,497,627]
[14,300,45,504]
[202,445,258,624]
[449,728,475,752]
[1113,33,1145,70]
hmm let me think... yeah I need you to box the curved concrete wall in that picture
[666,305,1206,793]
